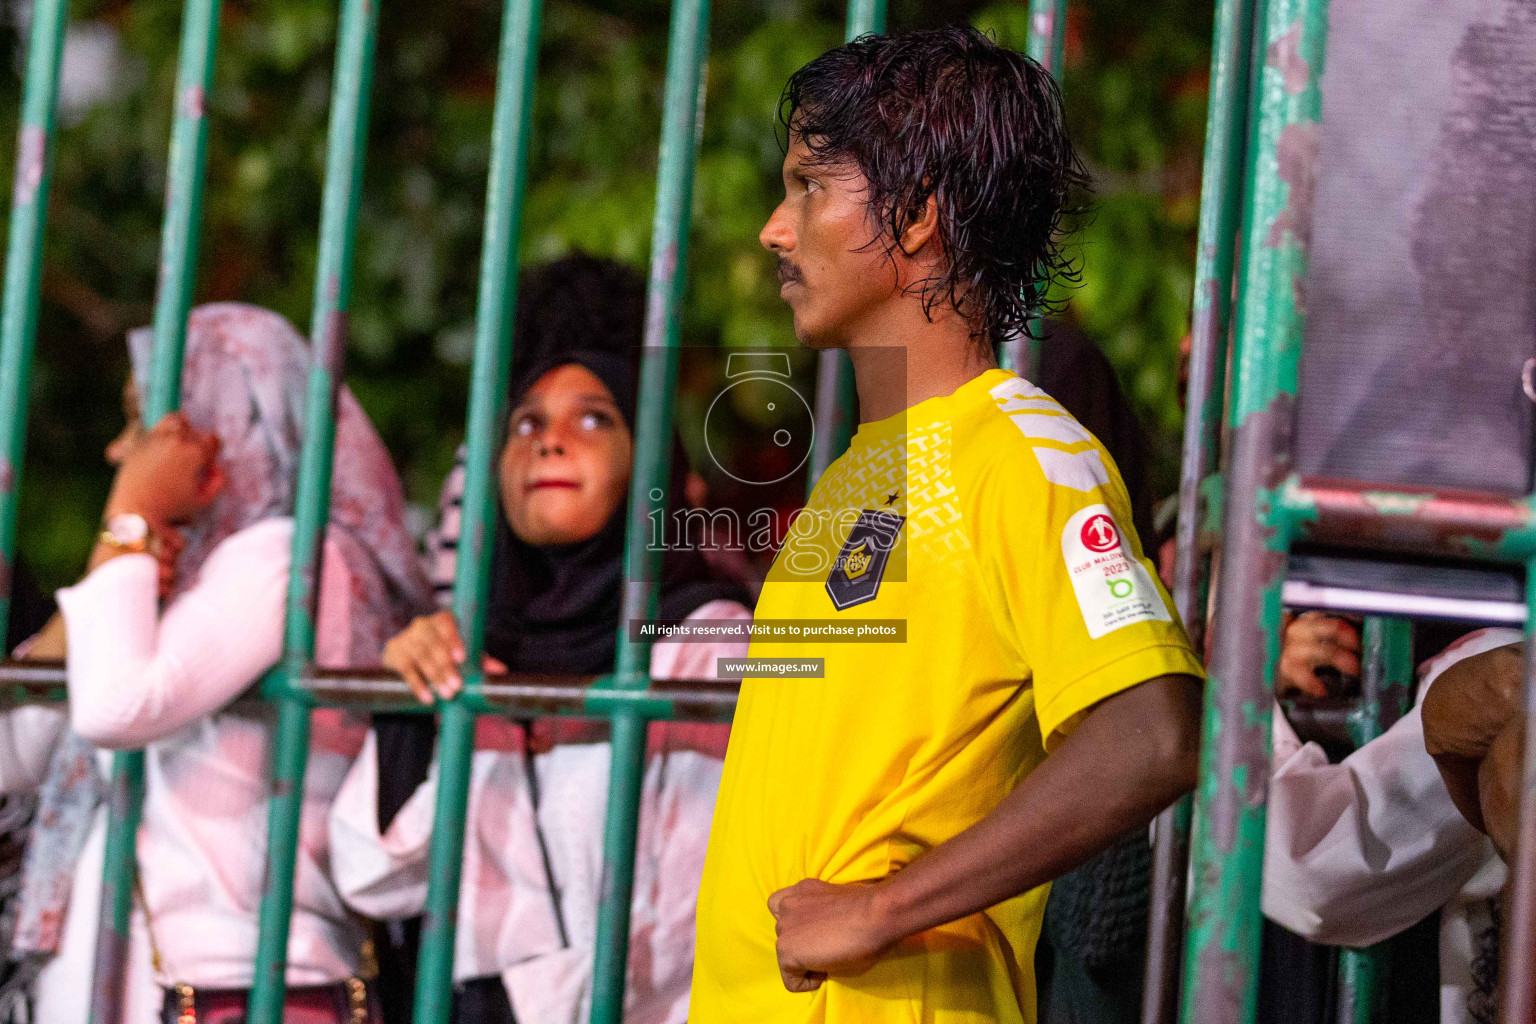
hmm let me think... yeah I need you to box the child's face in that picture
[499,363,633,546]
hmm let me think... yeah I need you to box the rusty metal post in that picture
[1141,0,1262,1017]
[1178,0,1328,1016]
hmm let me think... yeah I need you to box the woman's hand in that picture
[1276,612,1361,701]
[768,878,896,993]
[103,412,225,530]
[382,610,508,704]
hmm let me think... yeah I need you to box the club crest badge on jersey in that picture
[826,510,905,610]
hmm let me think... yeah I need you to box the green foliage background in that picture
[0,0,1212,588]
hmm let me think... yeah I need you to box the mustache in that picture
[776,257,804,286]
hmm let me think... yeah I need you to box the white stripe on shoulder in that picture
[1008,412,1094,446]
[988,375,1063,414]
[1033,447,1110,491]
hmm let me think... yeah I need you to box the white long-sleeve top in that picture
[1263,627,1514,1024]
[54,517,371,994]
[329,599,750,1024]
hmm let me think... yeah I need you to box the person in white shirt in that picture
[329,254,752,1024]
[1263,623,1511,1024]
[0,303,431,1024]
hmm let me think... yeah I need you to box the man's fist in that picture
[767,878,893,993]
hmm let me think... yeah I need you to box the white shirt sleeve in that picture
[328,728,435,920]
[1261,627,1518,946]
[57,519,294,749]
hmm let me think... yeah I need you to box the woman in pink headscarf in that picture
[0,303,429,1024]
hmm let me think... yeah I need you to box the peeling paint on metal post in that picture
[588,1,709,1019]
[1499,563,1536,1024]
[806,0,886,491]
[1142,0,1261,1017]
[1178,0,1329,1018]
[411,0,543,1021]
[245,1,379,1021]
[0,0,68,632]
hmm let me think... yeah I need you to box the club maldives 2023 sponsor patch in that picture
[1060,504,1170,638]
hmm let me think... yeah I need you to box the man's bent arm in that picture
[769,672,1203,991]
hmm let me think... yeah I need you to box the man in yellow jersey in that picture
[689,26,1205,1024]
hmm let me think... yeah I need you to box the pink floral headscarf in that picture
[127,302,432,659]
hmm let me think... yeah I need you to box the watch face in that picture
[108,513,149,545]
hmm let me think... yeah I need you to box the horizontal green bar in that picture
[0,665,740,722]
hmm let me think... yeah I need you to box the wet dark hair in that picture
[780,26,1088,345]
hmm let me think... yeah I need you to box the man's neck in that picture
[842,302,997,424]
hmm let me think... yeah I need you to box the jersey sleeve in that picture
[966,384,1204,749]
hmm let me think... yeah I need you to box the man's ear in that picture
[896,194,940,258]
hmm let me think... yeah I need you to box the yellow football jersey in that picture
[690,368,1203,1023]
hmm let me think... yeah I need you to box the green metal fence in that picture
[0,1,886,1022]
[7,1,1534,1023]
[1171,0,1536,1017]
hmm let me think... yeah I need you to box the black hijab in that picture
[375,346,750,829]
[480,348,750,676]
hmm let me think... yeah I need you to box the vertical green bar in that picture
[0,0,68,630]
[1025,0,1067,74]
[805,0,886,491]
[1178,0,1328,1018]
[246,1,379,1020]
[1332,617,1411,1024]
[1141,0,1261,1019]
[90,3,221,1021]
[412,1,543,1021]
[842,0,884,39]
[996,0,1064,379]
[144,0,221,419]
[588,2,709,1021]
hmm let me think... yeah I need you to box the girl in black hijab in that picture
[328,256,753,1024]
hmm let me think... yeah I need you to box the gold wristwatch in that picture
[100,512,151,554]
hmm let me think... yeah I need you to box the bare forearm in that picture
[873,673,1202,940]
